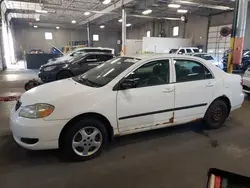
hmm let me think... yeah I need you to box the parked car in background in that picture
[39,52,114,83]
[171,47,200,54]
[191,53,224,70]
[47,47,115,65]
[222,49,250,72]
[169,49,178,54]
[11,54,244,161]
[243,68,250,95]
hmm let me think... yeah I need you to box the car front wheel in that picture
[60,118,108,161]
[204,99,228,129]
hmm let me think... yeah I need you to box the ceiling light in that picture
[177,9,188,13]
[102,0,111,4]
[118,19,122,22]
[71,20,76,24]
[56,26,60,29]
[36,18,40,21]
[35,9,48,14]
[84,12,90,16]
[142,9,152,15]
[34,25,38,28]
[168,4,181,8]
[126,23,131,27]
[100,25,105,28]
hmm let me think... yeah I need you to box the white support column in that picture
[122,8,127,56]
[87,23,91,47]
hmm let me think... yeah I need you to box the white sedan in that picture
[191,53,224,70]
[10,54,244,161]
[243,68,250,95]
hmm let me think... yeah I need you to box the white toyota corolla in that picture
[10,54,244,161]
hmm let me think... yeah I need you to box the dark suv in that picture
[38,52,114,83]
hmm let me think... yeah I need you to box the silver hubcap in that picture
[72,126,102,156]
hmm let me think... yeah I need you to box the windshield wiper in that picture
[76,77,102,87]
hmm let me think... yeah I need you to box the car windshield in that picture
[193,49,200,53]
[73,57,140,87]
[65,48,80,56]
[169,49,178,53]
[68,54,87,63]
[194,54,214,61]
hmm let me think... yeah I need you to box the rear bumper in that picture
[243,77,250,94]
[231,93,245,111]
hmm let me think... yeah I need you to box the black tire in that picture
[24,81,38,91]
[60,118,108,161]
[204,100,228,129]
[56,71,73,80]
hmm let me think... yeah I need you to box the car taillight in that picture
[240,78,243,86]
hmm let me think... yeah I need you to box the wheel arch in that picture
[208,95,231,116]
[59,112,114,147]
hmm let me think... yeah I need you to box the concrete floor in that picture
[1,70,250,188]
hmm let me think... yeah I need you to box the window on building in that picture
[45,32,53,40]
[173,26,179,36]
[147,30,151,37]
[93,34,99,41]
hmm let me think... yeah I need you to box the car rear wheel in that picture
[204,100,228,129]
[60,118,108,161]
[56,71,73,80]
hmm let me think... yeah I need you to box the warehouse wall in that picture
[210,12,233,26]
[127,14,208,49]
[13,26,121,55]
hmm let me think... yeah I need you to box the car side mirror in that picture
[120,79,136,89]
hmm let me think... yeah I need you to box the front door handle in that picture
[162,88,174,93]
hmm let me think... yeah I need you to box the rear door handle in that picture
[162,88,174,93]
[206,82,214,87]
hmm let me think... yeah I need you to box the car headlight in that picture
[19,103,54,119]
[43,66,57,71]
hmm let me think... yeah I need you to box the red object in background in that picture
[215,176,221,188]
[29,22,33,25]
[233,37,244,65]
[0,96,20,102]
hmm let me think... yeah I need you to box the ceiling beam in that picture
[78,0,135,25]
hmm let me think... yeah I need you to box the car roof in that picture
[180,47,199,49]
[124,54,205,62]
[80,52,114,55]
[76,47,114,50]
[192,53,213,56]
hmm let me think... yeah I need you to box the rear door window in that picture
[174,59,213,82]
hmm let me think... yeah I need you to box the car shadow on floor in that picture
[0,120,233,167]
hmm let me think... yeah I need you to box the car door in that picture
[116,59,175,133]
[178,49,185,54]
[173,58,216,124]
[77,54,100,74]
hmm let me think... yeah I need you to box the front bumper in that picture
[10,106,68,150]
[38,71,57,83]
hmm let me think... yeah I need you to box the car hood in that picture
[20,78,97,105]
[47,55,73,65]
